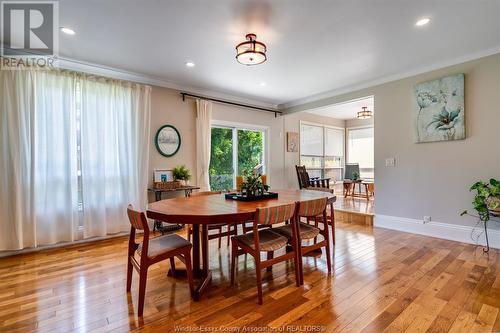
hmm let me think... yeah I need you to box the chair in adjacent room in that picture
[126,205,194,316]
[295,165,334,193]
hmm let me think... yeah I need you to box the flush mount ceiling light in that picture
[415,17,431,26]
[236,33,267,65]
[185,61,195,67]
[60,27,75,35]
[357,106,373,119]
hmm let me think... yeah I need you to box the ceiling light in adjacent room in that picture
[185,61,195,67]
[415,18,430,27]
[60,27,76,35]
[236,34,267,66]
[357,106,373,119]
[259,82,266,87]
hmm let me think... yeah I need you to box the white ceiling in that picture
[306,96,374,120]
[56,0,500,108]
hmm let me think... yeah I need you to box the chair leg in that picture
[324,232,332,274]
[170,257,176,277]
[255,255,263,305]
[266,252,273,272]
[230,239,237,286]
[218,227,222,249]
[184,252,194,297]
[137,267,148,317]
[187,225,192,242]
[227,225,232,247]
[126,256,133,292]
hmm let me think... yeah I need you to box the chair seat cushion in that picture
[233,229,288,252]
[273,222,320,240]
[137,234,191,258]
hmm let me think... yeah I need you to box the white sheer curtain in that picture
[80,77,151,238]
[0,70,79,250]
[196,99,212,191]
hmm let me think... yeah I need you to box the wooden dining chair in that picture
[273,197,331,285]
[126,205,194,316]
[230,203,300,304]
[186,191,237,248]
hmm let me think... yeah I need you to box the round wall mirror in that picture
[155,125,181,157]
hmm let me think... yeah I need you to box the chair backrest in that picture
[297,197,327,217]
[127,204,149,231]
[255,203,296,225]
[344,163,360,180]
[295,165,311,189]
[190,190,222,197]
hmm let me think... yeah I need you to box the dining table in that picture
[146,189,336,300]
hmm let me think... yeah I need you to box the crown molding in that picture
[280,46,500,112]
[56,56,280,110]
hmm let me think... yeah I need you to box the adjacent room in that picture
[1,1,499,332]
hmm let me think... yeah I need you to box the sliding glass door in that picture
[210,124,266,190]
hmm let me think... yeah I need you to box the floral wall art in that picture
[413,73,465,143]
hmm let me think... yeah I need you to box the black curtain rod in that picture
[180,92,282,117]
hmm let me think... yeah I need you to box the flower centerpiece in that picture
[240,173,269,197]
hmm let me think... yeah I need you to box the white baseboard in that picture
[374,214,500,250]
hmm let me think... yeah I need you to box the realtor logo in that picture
[1,1,58,68]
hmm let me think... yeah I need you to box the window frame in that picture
[210,120,270,189]
[299,120,345,181]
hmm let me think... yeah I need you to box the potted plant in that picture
[240,173,269,197]
[172,165,191,186]
[352,171,360,181]
[460,178,500,252]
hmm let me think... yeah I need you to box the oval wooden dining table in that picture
[146,189,336,300]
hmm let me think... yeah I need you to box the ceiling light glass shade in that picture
[236,34,267,65]
[357,106,373,119]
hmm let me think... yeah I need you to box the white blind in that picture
[325,127,344,156]
[348,127,374,169]
[300,124,323,156]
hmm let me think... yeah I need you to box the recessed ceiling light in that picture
[185,61,195,68]
[415,18,430,27]
[60,27,75,35]
[259,82,266,87]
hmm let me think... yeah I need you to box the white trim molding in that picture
[374,214,500,250]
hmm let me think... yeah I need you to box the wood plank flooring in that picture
[0,222,499,332]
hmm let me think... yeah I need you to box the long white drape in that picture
[196,99,212,191]
[0,70,151,250]
[0,70,79,250]
[80,77,151,238]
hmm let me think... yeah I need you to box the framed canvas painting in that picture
[287,132,299,152]
[413,73,465,143]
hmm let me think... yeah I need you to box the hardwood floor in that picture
[0,223,499,332]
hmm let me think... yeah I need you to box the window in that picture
[300,122,344,181]
[209,123,266,191]
[347,127,374,179]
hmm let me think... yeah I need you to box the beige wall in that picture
[285,53,500,230]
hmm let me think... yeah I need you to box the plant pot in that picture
[487,196,500,214]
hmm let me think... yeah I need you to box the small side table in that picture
[148,186,200,234]
[343,180,374,200]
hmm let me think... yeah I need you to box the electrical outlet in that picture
[423,216,431,224]
[385,158,396,167]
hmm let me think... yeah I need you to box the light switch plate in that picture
[385,158,396,167]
